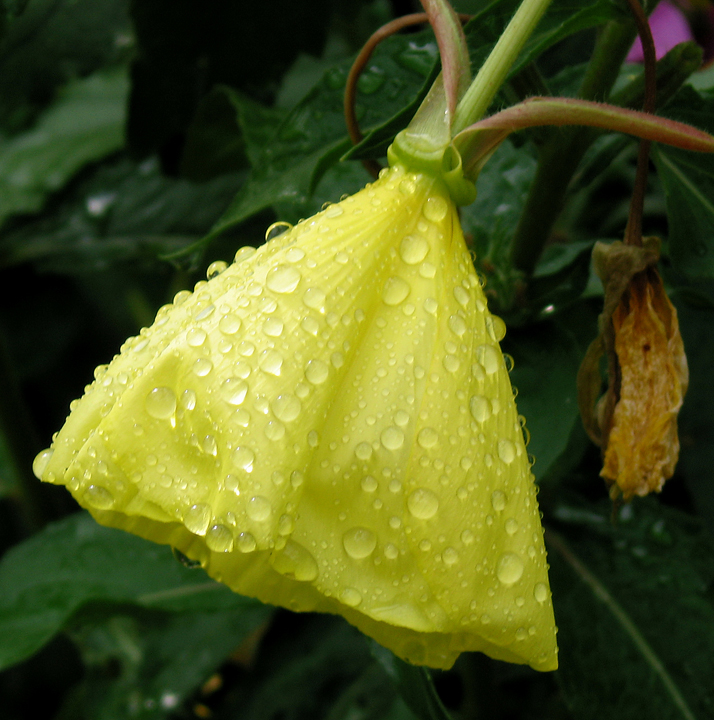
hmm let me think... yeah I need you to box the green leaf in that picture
[548,498,714,720]
[71,608,270,720]
[0,512,262,671]
[0,67,129,229]
[371,643,451,720]
[0,0,131,132]
[651,86,714,281]
[1,156,244,272]
[504,305,595,482]
[209,30,436,239]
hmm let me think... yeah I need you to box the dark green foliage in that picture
[1,1,714,718]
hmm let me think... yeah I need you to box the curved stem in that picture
[452,0,553,134]
[623,0,656,248]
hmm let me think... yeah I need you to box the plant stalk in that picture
[452,0,553,134]
[508,18,638,278]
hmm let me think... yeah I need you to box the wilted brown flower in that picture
[578,238,688,500]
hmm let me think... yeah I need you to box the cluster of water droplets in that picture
[33,163,555,670]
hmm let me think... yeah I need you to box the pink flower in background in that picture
[627,1,694,62]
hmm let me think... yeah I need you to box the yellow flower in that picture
[33,163,557,671]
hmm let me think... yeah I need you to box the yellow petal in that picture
[34,164,557,671]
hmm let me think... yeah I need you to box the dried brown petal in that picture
[601,268,688,499]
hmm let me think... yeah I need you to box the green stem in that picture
[508,18,638,279]
[452,0,553,134]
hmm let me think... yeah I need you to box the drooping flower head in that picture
[34,160,558,671]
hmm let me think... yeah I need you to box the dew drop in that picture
[407,488,439,519]
[361,475,378,492]
[290,470,304,488]
[469,395,491,423]
[382,277,410,306]
[272,393,301,422]
[355,442,373,460]
[505,518,519,535]
[272,540,318,581]
[496,553,524,585]
[206,260,227,279]
[423,297,438,314]
[343,527,377,559]
[453,286,470,307]
[32,449,53,479]
[186,328,207,347]
[305,359,329,385]
[180,389,197,411]
[219,314,241,335]
[498,439,516,464]
[442,354,460,373]
[264,420,286,441]
[476,345,500,375]
[461,529,474,545]
[221,378,248,406]
[83,484,114,509]
[491,490,507,512]
[265,221,292,241]
[399,235,429,265]
[278,514,294,536]
[247,495,272,521]
[266,264,301,293]
[237,532,257,553]
[423,196,448,222]
[145,387,177,419]
[448,314,467,337]
[384,543,399,560]
[381,426,405,450]
[206,524,234,552]
[259,349,283,376]
[185,504,211,535]
[340,587,362,607]
[417,427,438,449]
[263,317,284,337]
[286,247,305,262]
[232,446,255,472]
[534,582,549,603]
[486,315,507,342]
[193,358,213,377]
[303,287,326,312]
[443,547,459,565]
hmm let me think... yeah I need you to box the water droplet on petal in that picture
[278,514,294,536]
[272,540,318,581]
[247,495,272,521]
[237,532,257,553]
[361,475,378,492]
[417,427,438,449]
[505,518,519,535]
[206,260,227,279]
[476,345,500,374]
[305,359,329,385]
[399,235,429,264]
[340,587,362,606]
[498,439,516,464]
[232,446,255,472]
[486,314,507,342]
[496,553,524,585]
[186,328,207,347]
[266,264,301,294]
[206,524,234,552]
[272,394,301,422]
[384,543,399,560]
[355,442,373,460]
[382,276,410,306]
[448,314,467,337]
[407,488,439,519]
[32,449,54,479]
[443,547,459,565]
[185,504,211,535]
[145,387,177,419]
[491,490,507,512]
[193,358,213,377]
[423,196,448,222]
[303,287,326,312]
[83,484,114,509]
[263,317,284,337]
[259,349,283,376]
[221,378,248,406]
[534,582,549,603]
[343,527,377,559]
[470,395,491,423]
[265,221,292,241]
[219,314,241,335]
[453,286,470,307]
[380,426,404,450]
